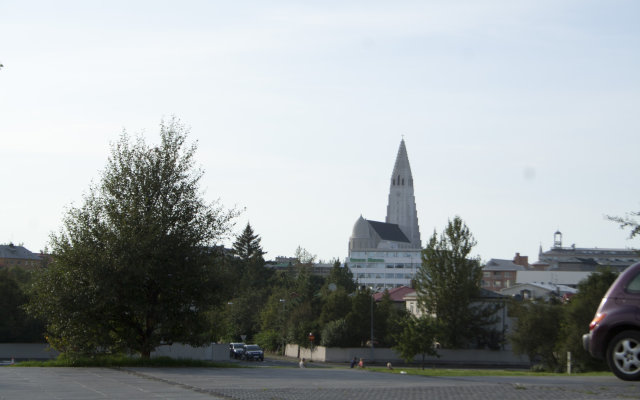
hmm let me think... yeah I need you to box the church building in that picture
[346,139,423,290]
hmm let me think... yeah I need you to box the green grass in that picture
[8,355,242,368]
[367,366,612,377]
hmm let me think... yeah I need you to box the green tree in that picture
[415,216,491,348]
[327,260,357,293]
[0,269,45,342]
[608,210,640,239]
[393,315,439,369]
[27,118,237,358]
[557,269,619,371]
[294,246,317,264]
[344,288,375,347]
[232,223,266,262]
[375,290,410,347]
[509,300,563,371]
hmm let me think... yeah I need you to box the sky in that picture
[1,0,639,264]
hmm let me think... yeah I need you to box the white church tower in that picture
[386,139,421,248]
[346,138,423,290]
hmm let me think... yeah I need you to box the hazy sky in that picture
[2,0,639,263]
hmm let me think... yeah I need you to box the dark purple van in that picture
[583,262,640,381]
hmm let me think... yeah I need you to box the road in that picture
[1,359,639,399]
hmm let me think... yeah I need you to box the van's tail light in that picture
[589,313,606,331]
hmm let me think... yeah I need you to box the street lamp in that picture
[370,287,374,363]
[279,299,286,355]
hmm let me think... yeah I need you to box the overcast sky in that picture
[1,0,639,263]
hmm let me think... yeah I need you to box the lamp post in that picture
[369,286,375,363]
[279,299,286,355]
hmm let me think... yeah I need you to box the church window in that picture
[402,178,404,185]
[392,179,395,185]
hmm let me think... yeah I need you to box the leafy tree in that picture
[294,246,317,264]
[232,223,265,262]
[327,260,357,293]
[608,210,640,239]
[27,118,237,358]
[318,288,352,327]
[320,319,350,347]
[415,216,491,348]
[393,315,439,369]
[344,288,375,347]
[0,269,45,342]
[557,269,619,371]
[510,300,564,371]
[374,290,410,347]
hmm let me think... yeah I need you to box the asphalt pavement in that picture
[1,359,639,399]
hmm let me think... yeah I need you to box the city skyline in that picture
[1,1,639,263]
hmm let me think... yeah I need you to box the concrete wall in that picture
[0,343,59,360]
[0,343,228,362]
[286,344,529,367]
[151,343,228,361]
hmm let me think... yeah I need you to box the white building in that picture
[346,139,423,290]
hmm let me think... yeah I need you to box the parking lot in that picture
[1,362,640,399]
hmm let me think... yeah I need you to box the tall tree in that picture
[414,216,489,348]
[510,299,563,371]
[27,118,237,358]
[557,269,619,371]
[232,223,266,262]
[327,260,357,293]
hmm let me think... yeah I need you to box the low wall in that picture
[286,344,529,367]
[0,343,228,362]
[0,343,59,360]
[151,343,228,361]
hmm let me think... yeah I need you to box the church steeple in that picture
[386,139,421,248]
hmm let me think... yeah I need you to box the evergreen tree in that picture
[327,260,357,293]
[232,223,266,262]
[415,216,492,348]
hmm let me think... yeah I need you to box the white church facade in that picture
[346,139,423,290]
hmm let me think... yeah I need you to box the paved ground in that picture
[2,365,640,400]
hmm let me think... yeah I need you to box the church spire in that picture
[386,139,421,248]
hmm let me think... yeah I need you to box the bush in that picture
[253,330,281,352]
[320,319,352,347]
